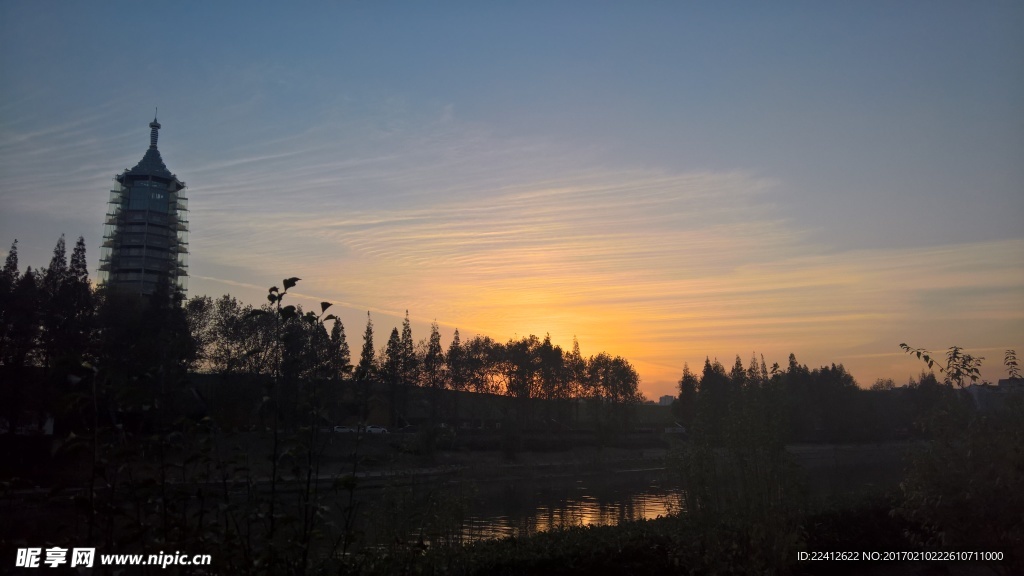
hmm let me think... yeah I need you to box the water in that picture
[460,470,684,541]
[357,467,685,546]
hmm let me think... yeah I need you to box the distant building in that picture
[658,395,675,406]
[99,116,189,296]
[966,378,1024,412]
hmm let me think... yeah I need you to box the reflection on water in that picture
[434,469,684,543]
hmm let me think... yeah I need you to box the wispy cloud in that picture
[3,109,1020,398]
[163,114,1022,396]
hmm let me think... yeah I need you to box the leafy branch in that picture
[899,343,984,388]
[1005,349,1021,380]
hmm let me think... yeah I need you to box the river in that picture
[353,466,685,546]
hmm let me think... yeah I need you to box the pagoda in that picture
[98,116,189,296]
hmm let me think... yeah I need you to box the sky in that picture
[1,1,1022,398]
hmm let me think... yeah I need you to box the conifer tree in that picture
[5,267,39,368]
[730,355,747,390]
[676,362,699,428]
[329,318,351,379]
[384,328,402,382]
[423,321,444,390]
[446,328,466,391]
[355,312,375,383]
[40,236,69,368]
[0,239,18,292]
[421,321,445,421]
[384,327,402,426]
[69,236,89,284]
[0,240,21,362]
[354,312,375,422]
[61,236,94,362]
[566,336,586,423]
[746,352,766,388]
[400,310,418,386]
[698,357,730,442]
[41,235,67,295]
[537,334,565,400]
[3,267,38,429]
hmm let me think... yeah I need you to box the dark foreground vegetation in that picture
[1,236,1021,574]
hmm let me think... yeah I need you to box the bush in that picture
[896,395,1024,572]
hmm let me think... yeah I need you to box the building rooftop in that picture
[121,116,182,183]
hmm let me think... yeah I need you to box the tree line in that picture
[185,294,643,404]
[671,350,1005,444]
[0,236,643,432]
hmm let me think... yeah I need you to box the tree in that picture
[729,355,747,391]
[355,312,375,383]
[565,337,587,425]
[896,343,1024,567]
[184,295,216,369]
[383,327,402,426]
[62,236,94,360]
[811,363,859,441]
[463,335,499,394]
[400,310,418,387]
[675,362,699,428]
[329,318,352,381]
[354,312,375,421]
[586,352,642,435]
[565,337,586,400]
[422,321,445,390]
[1,267,38,431]
[420,321,446,421]
[39,235,68,368]
[696,357,730,442]
[192,295,276,375]
[871,378,897,391]
[446,328,467,392]
[0,240,21,363]
[0,239,17,289]
[4,268,39,368]
[537,334,566,401]
[503,335,541,399]
[746,352,768,389]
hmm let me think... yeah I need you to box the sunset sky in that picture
[2,2,1022,398]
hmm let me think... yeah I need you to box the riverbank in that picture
[353,496,994,576]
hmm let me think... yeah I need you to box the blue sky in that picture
[2,1,1022,396]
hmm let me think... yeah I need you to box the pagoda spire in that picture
[149,111,160,149]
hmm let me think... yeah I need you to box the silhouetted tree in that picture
[422,322,444,389]
[696,357,730,442]
[463,335,499,394]
[383,327,402,426]
[746,352,768,389]
[5,268,40,369]
[400,310,418,387]
[585,352,642,435]
[422,321,445,421]
[675,362,699,429]
[354,312,375,421]
[63,237,94,360]
[446,328,467,392]
[729,355,747,391]
[39,235,68,369]
[537,334,565,400]
[0,240,21,364]
[329,318,351,381]
[2,266,39,430]
[504,335,541,400]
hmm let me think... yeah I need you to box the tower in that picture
[99,116,189,296]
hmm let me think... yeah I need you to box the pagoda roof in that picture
[127,146,176,179]
[119,115,184,186]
